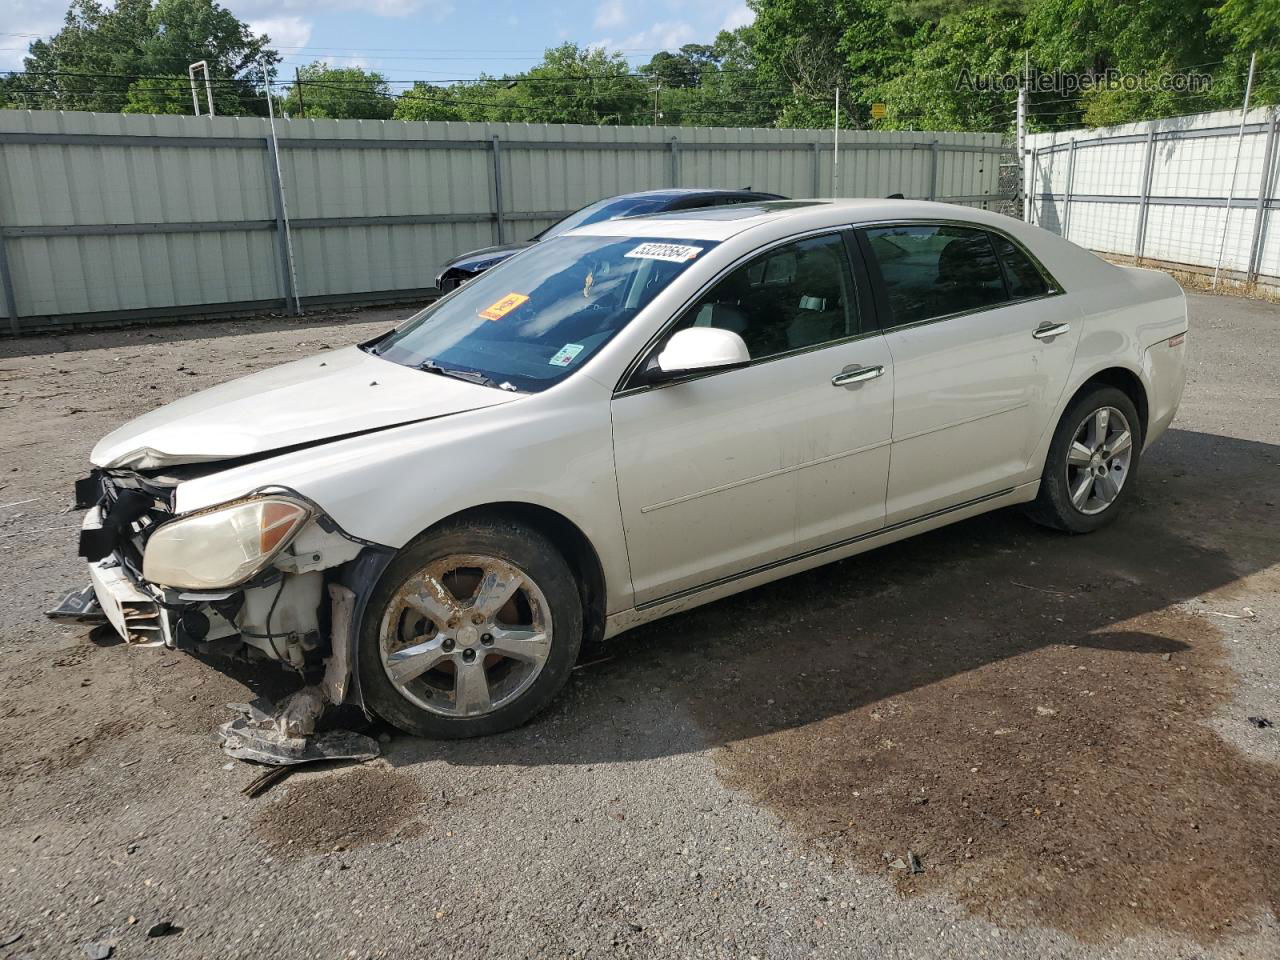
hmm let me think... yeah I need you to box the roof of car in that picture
[613,187,780,201]
[565,198,1021,242]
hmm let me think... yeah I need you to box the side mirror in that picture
[648,327,751,382]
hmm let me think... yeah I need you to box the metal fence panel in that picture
[1026,107,1280,284]
[0,109,1011,334]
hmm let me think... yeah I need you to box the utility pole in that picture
[1213,50,1258,289]
[295,67,305,116]
[653,79,661,125]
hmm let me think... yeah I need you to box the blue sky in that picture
[2,0,756,80]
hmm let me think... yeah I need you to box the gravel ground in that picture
[0,291,1277,960]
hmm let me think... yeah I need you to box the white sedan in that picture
[60,199,1187,737]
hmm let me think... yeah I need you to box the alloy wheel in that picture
[1065,406,1134,516]
[378,554,552,718]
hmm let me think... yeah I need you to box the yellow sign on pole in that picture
[870,103,888,120]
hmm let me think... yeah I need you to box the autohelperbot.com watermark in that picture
[956,69,1214,95]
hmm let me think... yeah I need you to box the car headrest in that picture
[937,235,1001,285]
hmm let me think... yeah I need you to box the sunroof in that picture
[649,200,829,221]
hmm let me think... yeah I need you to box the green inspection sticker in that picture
[548,343,585,367]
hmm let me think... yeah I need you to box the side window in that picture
[864,224,1008,327]
[670,233,859,362]
[992,234,1051,299]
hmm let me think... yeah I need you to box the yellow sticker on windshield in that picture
[479,292,529,321]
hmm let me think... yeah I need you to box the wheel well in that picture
[431,502,608,649]
[1072,368,1149,439]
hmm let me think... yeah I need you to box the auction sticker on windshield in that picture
[624,242,703,263]
[479,292,530,321]
[548,343,585,367]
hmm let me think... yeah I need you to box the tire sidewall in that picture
[1039,386,1143,533]
[357,520,583,738]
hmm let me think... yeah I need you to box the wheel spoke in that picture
[1089,408,1110,450]
[453,659,492,716]
[1067,441,1094,466]
[404,574,457,628]
[470,566,523,619]
[385,637,450,685]
[1070,471,1094,509]
[1094,471,1121,504]
[1106,429,1132,457]
[488,626,551,664]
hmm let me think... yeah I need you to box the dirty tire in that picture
[358,519,583,738]
[1026,385,1143,534]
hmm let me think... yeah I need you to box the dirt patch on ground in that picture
[254,765,426,857]
[673,500,1280,943]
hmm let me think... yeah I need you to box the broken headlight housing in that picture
[142,496,311,590]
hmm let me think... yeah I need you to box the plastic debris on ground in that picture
[216,685,379,767]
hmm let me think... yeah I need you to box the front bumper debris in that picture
[45,584,107,625]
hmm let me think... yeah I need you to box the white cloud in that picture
[248,16,314,52]
[721,4,754,31]
[593,0,626,31]
[0,0,68,70]
[595,19,697,52]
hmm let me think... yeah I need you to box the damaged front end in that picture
[48,467,392,707]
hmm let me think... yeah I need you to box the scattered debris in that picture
[81,940,112,960]
[1209,608,1258,620]
[1,932,22,948]
[146,920,180,938]
[911,796,928,806]
[1035,705,1057,716]
[216,691,379,767]
[907,851,925,875]
[1011,581,1071,597]
[1248,716,1272,729]
[888,857,907,870]
[572,655,615,672]
[243,766,294,798]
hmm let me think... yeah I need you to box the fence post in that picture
[1062,138,1077,239]
[0,228,18,336]
[491,135,505,245]
[1246,111,1278,284]
[1026,147,1039,224]
[669,137,679,187]
[927,140,938,201]
[1134,131,1156,264]
[812,140,822,197]
[262,136,300,316]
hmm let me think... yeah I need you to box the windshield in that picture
[372,234,717,393]
[537,195,676,239]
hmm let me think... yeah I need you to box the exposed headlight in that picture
[142,496,311,590]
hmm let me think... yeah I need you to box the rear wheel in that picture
[358,519,582,738]
[1026,385,1143,533]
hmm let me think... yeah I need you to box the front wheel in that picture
[357,519,583,738]
[1026,385,1143,533]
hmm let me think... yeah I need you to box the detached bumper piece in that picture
[45,584,108,625]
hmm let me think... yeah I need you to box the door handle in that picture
[831,364,885,387]
[1032,321,1071,340]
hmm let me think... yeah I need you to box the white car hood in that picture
[91,346,517,470]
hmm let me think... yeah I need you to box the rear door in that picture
[611,230,893,606]
[858,222,1080,524]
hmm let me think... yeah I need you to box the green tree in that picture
[18,0,276,115]
[283,63,395,119]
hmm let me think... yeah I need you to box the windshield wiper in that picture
[418,360,516,391]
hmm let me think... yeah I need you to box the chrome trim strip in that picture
[639,438,893,514]
[635,486,1016,610]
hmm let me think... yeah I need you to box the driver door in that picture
[611,231,894,607]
